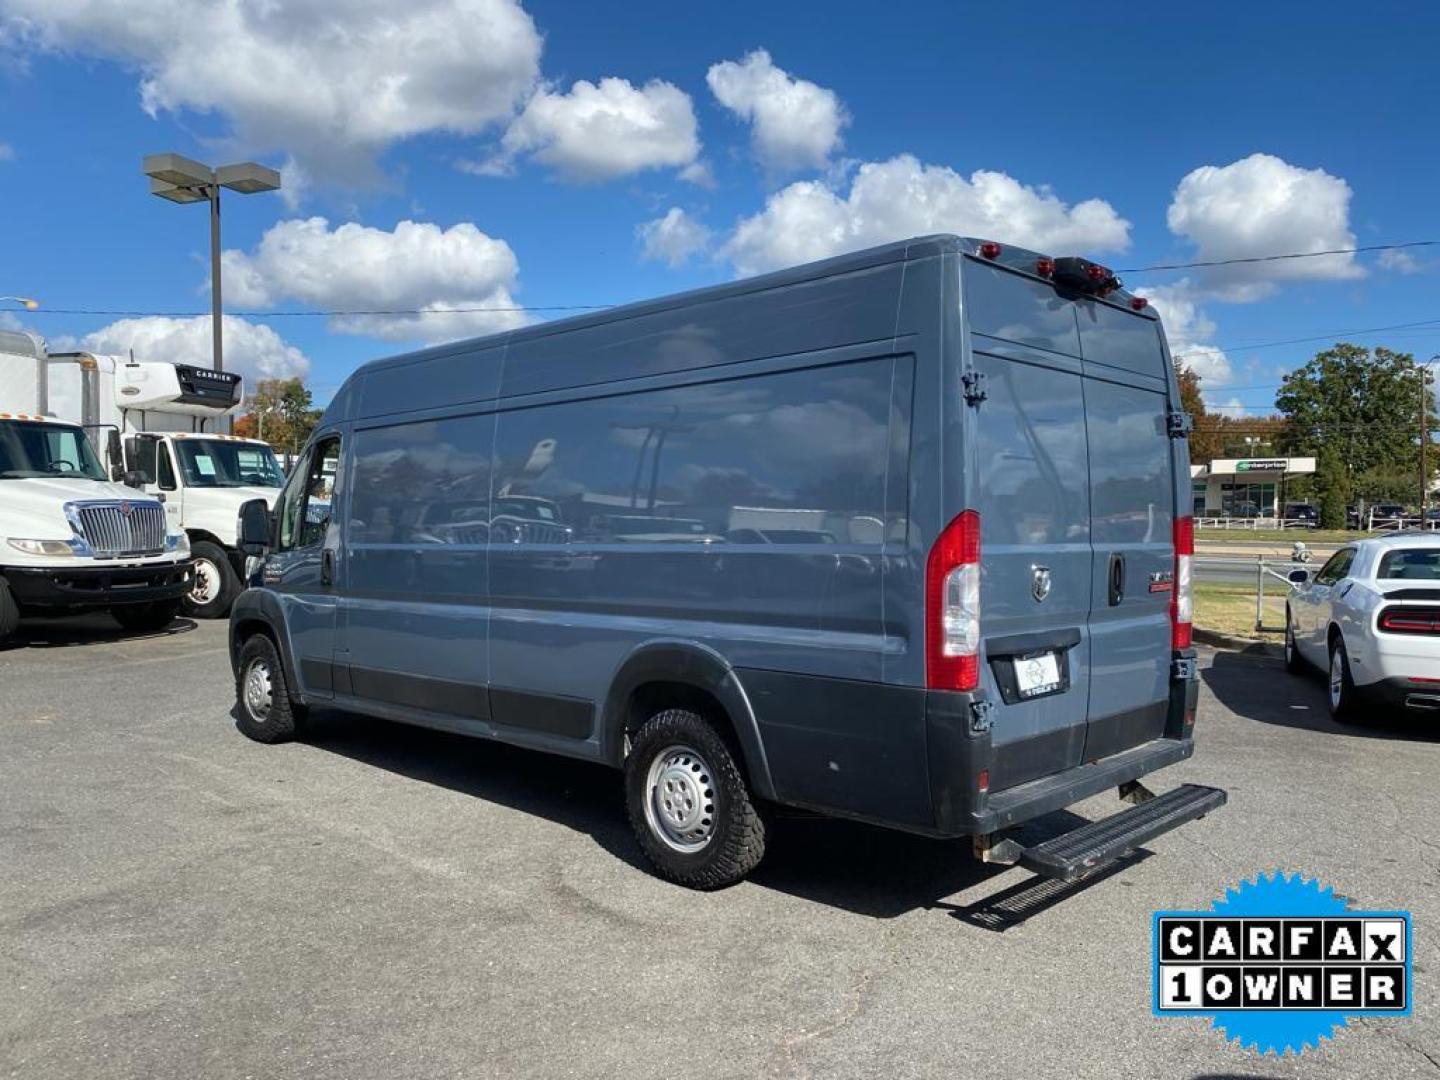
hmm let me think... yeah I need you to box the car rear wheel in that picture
[1328,636,1359,722]
[235,633,306,743]
[1284,609,1306,674]
[624,708,765,889]
[183,541,240,620]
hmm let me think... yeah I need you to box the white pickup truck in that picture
[0,330,192,644]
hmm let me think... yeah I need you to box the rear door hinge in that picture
[969,698,994,734]
[1167,410,1194,438]
[962,371,988,406]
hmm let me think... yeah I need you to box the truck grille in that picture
[68,500,167,558]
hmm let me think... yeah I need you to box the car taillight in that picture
[926,509,981,691]
[1378,607,1440,634]
[1172,516,1194,649]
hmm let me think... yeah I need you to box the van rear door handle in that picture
[1108,552,1125,606]
[321,548,335,587]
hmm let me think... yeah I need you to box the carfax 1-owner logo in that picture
[1153,872,1413,1055]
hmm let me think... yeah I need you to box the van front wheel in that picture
[624,708,766,889]
[235,633,306,743]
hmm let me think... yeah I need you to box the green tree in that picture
[236,377,322,453]
[1316,444,1348,529]
[1275,344,1435,511]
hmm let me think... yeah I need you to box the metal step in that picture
[1018,783,1227,882]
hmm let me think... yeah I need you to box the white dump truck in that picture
[45,352,285,618]
[0,330,193,643]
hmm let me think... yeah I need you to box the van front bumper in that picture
[4,560,193,609]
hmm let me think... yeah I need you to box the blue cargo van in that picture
[230,236,1224,888]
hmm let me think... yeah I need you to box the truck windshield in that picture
[0,421,108,481]
[173,439,285,488]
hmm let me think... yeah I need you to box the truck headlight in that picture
[165,532,191,554]
[7,538,79,557]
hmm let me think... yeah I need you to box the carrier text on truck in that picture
[0,330,192,643]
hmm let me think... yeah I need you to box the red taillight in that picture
[1171,516,1194,650]
[1378,607,1440,634]
[1087,263,1109,281]
[926,509,982,691]
[977,769,989,793]
[1035,257,1055,278]
[979,242,1002,260]
[1130,296,1149,311]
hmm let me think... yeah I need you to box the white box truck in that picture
[45,352,285,618]
[0,330,192,644]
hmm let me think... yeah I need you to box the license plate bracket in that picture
[1012,651,1063,699]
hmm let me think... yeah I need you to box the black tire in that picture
[182,541,240,619]
[1327,635,1359,722]
[624,708,765,889]
[0,578,19,644]
[112,599,181,633]
[235,633,306,743]
[1284,608,1307,674]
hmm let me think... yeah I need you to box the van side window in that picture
[276,436,340,551]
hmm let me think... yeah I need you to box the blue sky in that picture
[1,1,1437,413]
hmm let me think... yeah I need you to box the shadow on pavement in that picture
[1204,649,1440,742]
[8,612,197,649]
[297,707,1147,921]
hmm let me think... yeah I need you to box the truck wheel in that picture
[624,708,766,889]
[183,541,240,619]
[112,599,181,634]
[235,633,306,743]
[1327,636,1359,722]
[0,579,19,644]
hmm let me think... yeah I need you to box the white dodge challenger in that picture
[1286,533,1440,718]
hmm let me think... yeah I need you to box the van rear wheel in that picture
[183,541,240,619]
[624,708,765,889]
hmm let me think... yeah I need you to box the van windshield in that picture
[0,420,108,481]
[173,439,285,488]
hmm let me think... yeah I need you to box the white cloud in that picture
[1135,278,1232,392]
[637,208,711,267]
[706,49,847,173]
[81,316,309,382]
[220,216,525,343]
[497,77,700,181]
[1166,153,1363,300]
[1378,248,1423,274]
[722,154,1130,277]
[0,0,541,182]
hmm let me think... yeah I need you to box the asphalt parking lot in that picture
[2,616,1437,1079]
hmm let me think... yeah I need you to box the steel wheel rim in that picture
[1329,649,1344,707]
[243,657,274,722]
[643,744,718,853]
[190,557,221,605]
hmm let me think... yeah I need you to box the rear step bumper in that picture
[1016,784,1226,882]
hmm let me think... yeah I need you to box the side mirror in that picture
[238,498,272,557]
[107,429,124,479]
[1288,569,1310,584]
[122,469,146,489]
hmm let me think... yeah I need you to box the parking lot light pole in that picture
[141,154,281,374]
[1423,356,1438,523]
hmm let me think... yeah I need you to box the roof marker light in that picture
[979,242,1002,260]
[1130,296,1149,311]
[1036,257,1055,278]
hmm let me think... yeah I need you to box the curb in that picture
[1193,627,1284,657]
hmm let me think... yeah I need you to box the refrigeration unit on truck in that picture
[46,352,285,618]
[0,331,192,644]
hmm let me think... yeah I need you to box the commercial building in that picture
[1190,456,1317,517]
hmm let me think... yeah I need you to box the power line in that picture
[1171,318,1440,364]
[1123,239,1438,274]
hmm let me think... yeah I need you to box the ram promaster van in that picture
[230,236,1225,888]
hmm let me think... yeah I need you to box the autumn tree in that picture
[235,377,323,454]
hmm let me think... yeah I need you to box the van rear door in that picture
[1076,302,1176,758]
